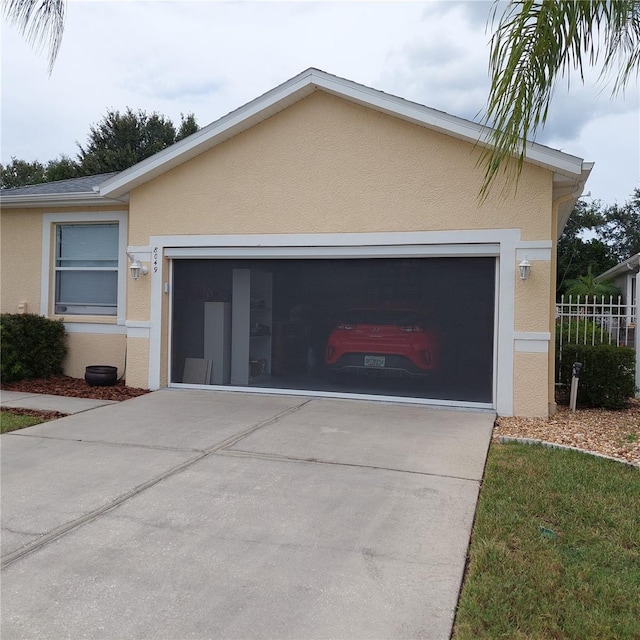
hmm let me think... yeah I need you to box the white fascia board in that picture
[595,252,640,280]
[99,68,588,199]
[312,70,586,178]
[0,192,125,209]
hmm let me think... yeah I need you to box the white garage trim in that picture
[147,229,524,415]
[515,247,552,261]
[514,331,551,354]
[164,244,500,259]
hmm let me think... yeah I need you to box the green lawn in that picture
[454,443,640,640]
[0,410,47,433]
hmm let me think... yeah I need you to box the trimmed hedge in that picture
[557,343,636,409]
[0,314,67,382]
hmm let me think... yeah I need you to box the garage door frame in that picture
[143,229,553,415]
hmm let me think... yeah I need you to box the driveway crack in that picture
[219,448,482,483]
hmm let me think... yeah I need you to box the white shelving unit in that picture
[230,268,273,385]
[203,301,231,384]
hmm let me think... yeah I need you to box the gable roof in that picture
[99,68,592,207]
[1,68,592,232]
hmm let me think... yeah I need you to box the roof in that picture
[0,173,122,208]
[1,172,117,196]
[99,68,591,203]
[596,253,640,281]
[1,68,592,229]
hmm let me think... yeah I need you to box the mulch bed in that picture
[1,375,149,402]
[495,398,640,465]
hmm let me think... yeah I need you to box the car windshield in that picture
[341,309,427,326]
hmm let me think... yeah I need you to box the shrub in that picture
[0,314,67,382]
[555,319,611,346]
[557,343,636,409]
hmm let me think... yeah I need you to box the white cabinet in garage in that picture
[230,269,273,385]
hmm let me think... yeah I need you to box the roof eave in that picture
[554,162,594,239]
[0,192,127,209]
[595,252,640,281]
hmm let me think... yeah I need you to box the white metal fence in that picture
[555,295,638,388]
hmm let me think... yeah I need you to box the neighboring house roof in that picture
[0,172,122,208]
[1,68,592,231]
[596,253,640,281]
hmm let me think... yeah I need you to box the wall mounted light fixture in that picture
[127,253,148,281]
[518,255,531,281]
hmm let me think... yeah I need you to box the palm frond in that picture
[2,0,66,74]
[480,0,640,199]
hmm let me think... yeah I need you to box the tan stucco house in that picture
[0,68,592,417]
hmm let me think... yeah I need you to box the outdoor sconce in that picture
[518,255,531,281]
[127,253,148,281]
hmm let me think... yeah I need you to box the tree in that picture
[1,109,200,188]
[563,266,621,301]
[556,198,617,295]
[557,188,640,296]
[600,187,640,261]
[77,108,199,174]
[0,157,46,189]
[482,0,640,195]
[45,155,80,182]
[176,113,199,142]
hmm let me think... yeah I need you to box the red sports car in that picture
[325,308,439,377]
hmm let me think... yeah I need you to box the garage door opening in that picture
[170,257,495,403]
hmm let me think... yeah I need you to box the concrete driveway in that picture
[1,390,494,640]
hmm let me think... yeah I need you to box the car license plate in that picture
[364,355,385,368]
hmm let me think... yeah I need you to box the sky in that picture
[1,0,639,205]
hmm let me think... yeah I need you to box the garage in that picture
[170,256,496,404]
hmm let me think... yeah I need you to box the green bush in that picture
[556,319,611,346]
[557,343,636,409]
[0,314,67,382]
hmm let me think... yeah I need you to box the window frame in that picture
[42,212,128,324]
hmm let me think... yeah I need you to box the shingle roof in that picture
[1,173,118,196]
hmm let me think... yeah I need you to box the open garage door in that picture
[170,257,495,404]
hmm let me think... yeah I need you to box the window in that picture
[54,223,119,315]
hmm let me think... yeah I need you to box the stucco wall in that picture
[63,332,126,379]
[129,91,553,244]
[513,351,549,417]
[515,260,552,332]
[125,337,150,389]
[1,209,43,315]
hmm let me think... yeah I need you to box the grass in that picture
[0,410,48,433]
[453,443,640,640]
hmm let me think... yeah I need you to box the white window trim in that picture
[42,212,128,326]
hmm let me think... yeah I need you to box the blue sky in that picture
[2,1,638,204]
